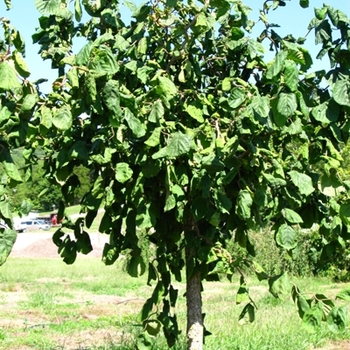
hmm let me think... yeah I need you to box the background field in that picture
[1,253,350,349]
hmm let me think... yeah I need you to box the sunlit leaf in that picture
[276,224,297,250]
[152,132,193,159]
[115,163,133,183]
[0,62,21,91]
[288,170,314,196]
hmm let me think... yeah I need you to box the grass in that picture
[0,258,349,349]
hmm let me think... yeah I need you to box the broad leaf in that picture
[288,170,314,196]
[0,227,17,266]
[115,163,133,183]
[268,272,290,298]
[228,88,246,109]
[276,224,297,250]
[336,288,350,301]
[13,51,30,78]
[282,208,303,224]
[152,132,193,159]
[127,256,146,277]
[284,60,299,92]
[185,104,204,123]
[74,0,82,21]
[124,108,146,138]
[327,307,346,332]
[235,190,253,220]
[145,127,161,147]
[21,94,38,112]
[0,62,21,91]
[277,93,297,118]
[333,79,350,107]
[266,51,288,80]
[53,106,73,131]
[149,99,164,123]
[155,76,177,100]
[35,0,61,14]
[302,305,323,333]
[238,303,255,324]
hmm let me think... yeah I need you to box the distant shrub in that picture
[227,227,322,278]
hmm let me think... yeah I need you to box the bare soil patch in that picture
[10,232,109,259]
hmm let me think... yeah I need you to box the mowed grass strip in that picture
[0,258,349,349]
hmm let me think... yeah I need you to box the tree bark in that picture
[186,254,203,350]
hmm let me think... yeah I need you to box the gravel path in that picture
[10,231,109,258]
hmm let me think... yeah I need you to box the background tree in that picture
[2,0,350,349]
[0,11,39,263]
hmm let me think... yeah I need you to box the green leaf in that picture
[266,51,288,80]
[327,307,346,332]
[0,62,21,91]
[35,0,61,15]
[115,163,133,183]
[103,80,122,120]
[149,99,164,123]
[228,88,246,109]
[288,170,314,196]
[137,66,153,84]
[236,284,250,305]
[282,208,303,224]
[4,0,11,9]
[164,193,176,212]
[152,132,193,159]
[251,95,270,118]
[88,45,119,75]
[263,173,287,187]
[0,227,16,266]
[40,105,53,129]
[155,76,177,100]
[0,149,22,183]
[327,6,349,27]
[268,272,290,298]
[277,92,297,119]
[21,94,38,112]
[114,34,130,51]
[13,51,30,78]
[276,224,297,250]
[185,104,204,123]
[336,289,350,301]
[53,106,72,131]
[74,0,82,21]
[235,189,253,220]
[124,108,146,138]
[302,305,323,333]
[222,78,231,91]
[238,303,255,324]
[295,294,310,318]
[214,192,232,215]
[333,79,350,107]
[284,60,299,92]
[76,42,93,65]
[191,196,208,219]
[127,256,146,277]
[145,127,161,147]
[67,67,79,89]
[299,0,309,8]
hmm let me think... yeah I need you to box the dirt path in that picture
[10,232,109,258]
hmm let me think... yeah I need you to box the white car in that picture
[20,219,51,231]
[14,222,26,233]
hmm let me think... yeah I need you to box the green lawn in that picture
[0,258,349,349]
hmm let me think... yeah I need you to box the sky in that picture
[0,0,349,92]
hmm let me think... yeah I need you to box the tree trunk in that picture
[186,252,203,350]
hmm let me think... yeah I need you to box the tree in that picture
[2,0,350,349]
[0,11,39,263]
